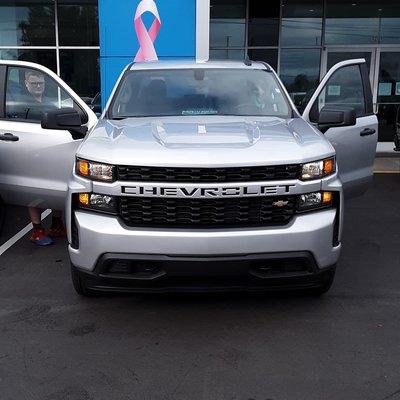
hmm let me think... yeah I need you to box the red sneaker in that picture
[29,229,54,246]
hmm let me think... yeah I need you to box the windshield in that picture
[109,68,292,119]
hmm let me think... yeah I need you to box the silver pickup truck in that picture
[0,59,377,295]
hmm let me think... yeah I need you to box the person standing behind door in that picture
[23,70,66,246]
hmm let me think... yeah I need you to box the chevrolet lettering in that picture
[122,184,297,198]
[0,59,377,295]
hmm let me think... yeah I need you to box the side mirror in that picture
[41,108,88,140]
[318,106,357,133]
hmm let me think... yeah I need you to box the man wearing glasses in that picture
[25,70,46,103]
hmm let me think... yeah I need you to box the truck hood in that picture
[78,116,335,167]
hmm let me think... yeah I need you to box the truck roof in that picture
[129,59,271,71]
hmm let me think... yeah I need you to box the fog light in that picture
[298,191,333,211]
[78,193,90,206]
[300,192,321,207]
[90,194,114,207]
[77,193,118,214]
[322,191,333,204]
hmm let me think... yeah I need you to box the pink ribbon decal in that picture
[134,0,161,62]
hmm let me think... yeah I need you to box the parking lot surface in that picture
[0,174,399,400]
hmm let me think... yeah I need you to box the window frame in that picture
[360,62,374,115]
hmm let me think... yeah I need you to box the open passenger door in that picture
[302,59,378,198]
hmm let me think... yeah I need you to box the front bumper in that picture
[69,206,341,272]
[72,252,336,293]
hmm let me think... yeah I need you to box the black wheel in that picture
[70,264,99,297]
[307,268,336,296]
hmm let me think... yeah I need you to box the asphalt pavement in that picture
[0,174,399,400]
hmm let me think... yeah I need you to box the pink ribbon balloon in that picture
[134,0,161,62]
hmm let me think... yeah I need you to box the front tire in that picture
[308,268,336,296]
[71,264,98,297]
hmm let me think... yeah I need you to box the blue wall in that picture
[99,0,197,107]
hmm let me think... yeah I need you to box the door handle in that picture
[0,133,19,142]
[360,128,376,137]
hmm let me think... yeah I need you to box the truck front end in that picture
[66,61,343,295]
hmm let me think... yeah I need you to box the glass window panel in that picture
[281,0,323,46]
[58,0,99,46]
[325,0,380,45]
[279,49,321,111]
[380,18,400,44]
[0,1,55,46]
[378,52,400,104]
[210,0,246,48]
[327,51,372,74]
[0,49,57,72]
[379,3,400,44]
[60,49,100,99]
[6,66,81,123]
[311,65,366,121]
[209,49,245,60]
[248,1,280,47]
[248,49,278,71]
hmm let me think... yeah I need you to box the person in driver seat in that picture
[25,70,45,103]
[234,79,277,116]
[23,70,66,246]
[22,70,48,121]
[248,80,277,114]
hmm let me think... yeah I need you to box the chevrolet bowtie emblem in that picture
[273,200,289,208]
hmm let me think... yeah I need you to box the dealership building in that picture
[1,0,400,148]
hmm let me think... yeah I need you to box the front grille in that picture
[117,164,299,183]
[119,196,296,228]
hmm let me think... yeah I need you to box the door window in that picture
[310,64,366,122]
[5,66,81,123]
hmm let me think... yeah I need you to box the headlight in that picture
[301,157,335,181]
[76,158,116,182]
[298,191,333,212]
[77,193,118,214]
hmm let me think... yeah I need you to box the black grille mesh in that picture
[117,164,299,183]
[119,196,296,228]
